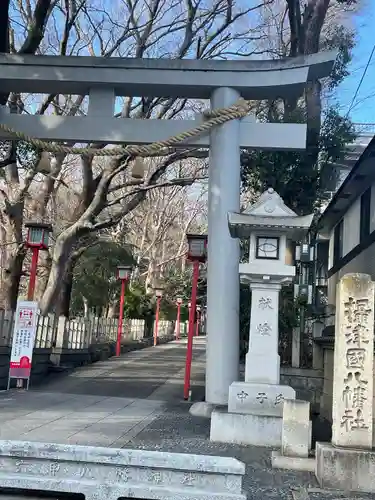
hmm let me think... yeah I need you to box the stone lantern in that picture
[210,187,313,447]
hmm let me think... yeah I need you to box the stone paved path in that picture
[0,339,205,448]
[0,337,372,499]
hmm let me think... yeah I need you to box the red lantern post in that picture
[195,305,201,337]
[175,298,183,340]
[116,265,132,357]
[183,233,207,400]
[153,286,164,346]
[25,222,52,301]
[188,301,191,334]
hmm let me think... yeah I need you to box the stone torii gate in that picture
[0,51,336,408]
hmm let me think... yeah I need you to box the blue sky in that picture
[336,2,375,124]
[9,0,374,125]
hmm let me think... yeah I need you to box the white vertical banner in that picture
[9,300,38,386]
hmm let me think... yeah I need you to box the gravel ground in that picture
[125,401,374,500]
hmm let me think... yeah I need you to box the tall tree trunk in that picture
[1,0,53,104]
[2,138,26,310]
[39,229,81,314]
[305,79,322,169]
[2,249,26,310]
[0,1,54,308]
[34,251,52,302]
[59,258,75,318]
[107,304,117,318]
[0,0,10,49]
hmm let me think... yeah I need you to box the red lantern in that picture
[186,233,207,262]
[116,265,133,281]
[25,222,52,250]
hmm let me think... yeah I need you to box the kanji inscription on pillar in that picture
[237,390,248,402]
[258,297,273,310]
[256,322,271,336]
[332,274,374,449]
[274,393,284,406]
[256,392,268,403]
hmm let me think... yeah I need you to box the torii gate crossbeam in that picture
[0,51,336,98]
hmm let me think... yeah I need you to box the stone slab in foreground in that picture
[0,440,246,500]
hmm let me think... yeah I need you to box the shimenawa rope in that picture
[0,99,251,157]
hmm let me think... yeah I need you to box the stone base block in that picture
[189,401,217,418]
[316,441,375,493]
[0,440,246,500]
[50,347,91,367]
[228,381,295,417]
[281,399,310,458]
[210,409,282,447]
[271,451,315,472]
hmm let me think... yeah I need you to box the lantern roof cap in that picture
[186,233,207,241]
[228,187,313,240]
[25,221,52,231]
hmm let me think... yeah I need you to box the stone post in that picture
[271,399,314,472]
[226,279,295,425]
[312,320,324,370]
[332,273,374,449]
[291,327,301,368]
[245,282,281,385]
[50,316,68,366]
[281,399,310,458]
[55,316,68,349]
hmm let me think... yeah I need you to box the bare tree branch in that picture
[19,0,54,54]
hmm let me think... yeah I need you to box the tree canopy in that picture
[0,0,361,320]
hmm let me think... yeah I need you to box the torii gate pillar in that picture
[206,87,241,405]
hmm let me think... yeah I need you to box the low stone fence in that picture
[280,366,324,413]
[0,310,179,389]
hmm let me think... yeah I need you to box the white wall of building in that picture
[343,198,360,255]
[328,231,334,270]
[327,179,375,305]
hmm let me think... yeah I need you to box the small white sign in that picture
[9,301,38,382]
